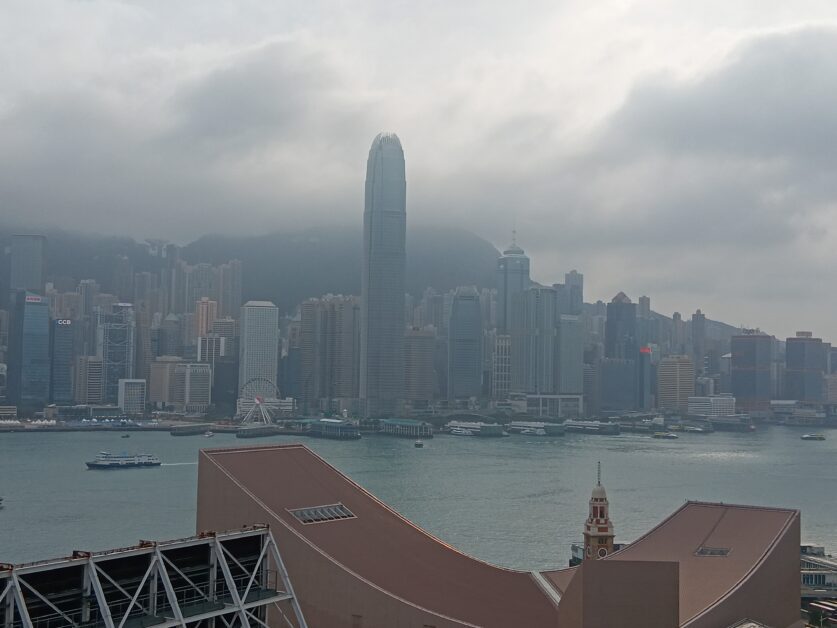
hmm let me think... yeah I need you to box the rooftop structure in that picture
[0,526,307,628]
[197,444,802,628]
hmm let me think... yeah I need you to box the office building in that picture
[556,315,584,394]
[563,270,583,316]
[511,287,556,394]
[149,356,183,407]
[691,309,707,375]
[171,362,212,414]
[731,332,774,412]
[77,279,99,318]
[50,318,76,403]
[785,331,827,403]
[9,234,47,295]
[74,356,104,404]
[604,292,637,360]
[491,334,512,400]
[496,236,531,333]
[360,132,406,417]
[97,304,136,404]
[117,379,146,415]
[238,301,280,401]
[7,292,51,408]
[447,287,483,399]
[637,346,653,410]
[657,355,695,414]
[404,326,436,406]
[687,394,736,417]
[599,358,636,412]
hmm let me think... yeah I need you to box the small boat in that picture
[414,440,424,448]
[449,427,475,436]
[652,432,679,440]
[121,434,131,438]
[801,434,826,441]
[0,497,4,510]
[204,431,215,438]
[684,425,710,433]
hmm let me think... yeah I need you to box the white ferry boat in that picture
[86,452,162,470]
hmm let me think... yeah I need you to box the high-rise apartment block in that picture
[360,133,406,417]
[299,295,361,411]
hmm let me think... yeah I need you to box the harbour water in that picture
[1,426,835,570]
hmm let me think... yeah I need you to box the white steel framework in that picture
[0,526,306,628]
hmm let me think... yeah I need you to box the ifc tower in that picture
[360,133,407,417]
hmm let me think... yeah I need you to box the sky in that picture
[2,1,837,339]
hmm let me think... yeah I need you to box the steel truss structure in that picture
[1,526,306,628]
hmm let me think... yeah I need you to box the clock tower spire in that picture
[583,462,615,560]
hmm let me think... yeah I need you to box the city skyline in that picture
[3,3,837,339]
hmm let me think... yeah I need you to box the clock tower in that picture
[583,462,615,560]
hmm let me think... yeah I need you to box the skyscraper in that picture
[97,304,136,404]
[195,297,218,337]
[7,292,51,408]
[9,235,47,295]
[496,237,530,333]
[785,331,827,403]
[238,301,280,401]
[50,318,76,403]
[404,326,436,407]
[604,292,637,360]
[731,332,774,412]
[447,287,483,399]
[510,287,557,394]
[360,132,406,417]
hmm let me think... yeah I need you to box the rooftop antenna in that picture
[512,218,517,247]
[597,461,602,486]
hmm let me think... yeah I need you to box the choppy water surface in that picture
[1,426,835,569]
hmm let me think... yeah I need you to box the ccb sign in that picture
[56,319,72,325]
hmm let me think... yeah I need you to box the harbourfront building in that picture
[238,301,280,401]
[360,132,407,417]
[404,326,435,407]
[687,394,736,417]
[50,318,76,403]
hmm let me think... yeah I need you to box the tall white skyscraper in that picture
[238,301,280,400]
[361,132,406,417]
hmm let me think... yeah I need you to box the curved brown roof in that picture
[201,444,559,627]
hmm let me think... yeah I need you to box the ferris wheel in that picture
[237,377,281,425]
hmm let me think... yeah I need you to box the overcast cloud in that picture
[2,1,837,338]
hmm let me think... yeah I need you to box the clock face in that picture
[598,548,608,558]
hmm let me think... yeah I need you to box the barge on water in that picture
[170,423,213,436]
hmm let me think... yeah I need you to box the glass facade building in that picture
[8,292,51,407]
[361,133,406,417]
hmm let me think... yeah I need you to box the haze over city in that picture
[3,1,837,337]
